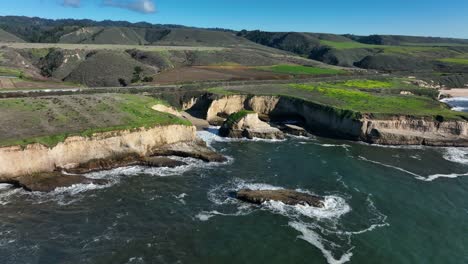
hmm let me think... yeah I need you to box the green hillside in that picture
[0,28,24,43]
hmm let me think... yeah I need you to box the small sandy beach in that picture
[439,88,468,98]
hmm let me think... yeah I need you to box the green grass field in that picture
[258,64,345,75]
[0,94,190,147]
[320,40,448,56]
[320,40,377,49]
[439,58,468,65]
[0,67,23,77]
[288,83,464,119]
[207,78,466,120]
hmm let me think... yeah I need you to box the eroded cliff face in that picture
[362,117,468,146]
[0,125,196,179]
[219,112,285,139]
[192,94,468,146]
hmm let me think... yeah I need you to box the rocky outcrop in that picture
[190,94,468,146]
[236,189,324,207]
[219,112,285,139]
[7,172,108,192]
[63,154,187,174]
[0,125,196,180]
[151,140,227,162]
[279,124,311,137]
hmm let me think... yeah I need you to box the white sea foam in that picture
[197,126,286,147]
[0,155,231,206]
[0,183,13,191]
[174,193,188,205]
[0,186,22,205]
[289,221,353,264]
[418,172,468,182]
[86,156,232,179]
[443,147,468,165]
[440,97,468,103]
[202,178,389,264]
[358,155,468,181]
[264,196,351,220]
[451,106,468,112]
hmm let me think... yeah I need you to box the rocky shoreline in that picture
[0,125,226,192]
[184,94,468,146]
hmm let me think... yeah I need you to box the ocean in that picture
[441,97,468,112]
[0,126,467,264]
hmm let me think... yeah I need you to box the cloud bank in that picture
[102,0,156,14]
[62,0,81,8]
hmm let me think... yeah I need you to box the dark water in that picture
[1,129,468,264]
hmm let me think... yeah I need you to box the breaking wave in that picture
[443,147,468,165]
[0,156,231,206]
[197,126,286,147]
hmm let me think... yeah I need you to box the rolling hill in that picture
[1,16,468,87]
[0,28,24,43]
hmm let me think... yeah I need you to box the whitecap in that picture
[195,210,223,221]
[174,193,188,205]
[289,221,353,264]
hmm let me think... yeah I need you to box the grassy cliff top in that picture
[224,110,256,126]
[0,93,190,147]
[207,78,468,121]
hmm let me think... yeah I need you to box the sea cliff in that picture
[184,94,468,146]
[0,125,196,180]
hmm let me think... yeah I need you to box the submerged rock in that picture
[236,189,324,207]
[280,124,311,137]
[219,111,285,140]
[151,140,227,162]
[143,157,187,168]
[14,172,108,192]
[63,154,188,174]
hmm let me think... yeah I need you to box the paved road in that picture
[0,73,389,98]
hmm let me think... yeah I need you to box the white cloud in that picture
[102,0,156,14]
[62,0,81,8]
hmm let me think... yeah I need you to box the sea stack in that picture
[219,110,285,140]
[236,189,324,208]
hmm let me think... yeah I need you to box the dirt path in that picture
[181,111,210,130]
[0,77,15,89]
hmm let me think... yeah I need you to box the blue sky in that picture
[1,0,467,38]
